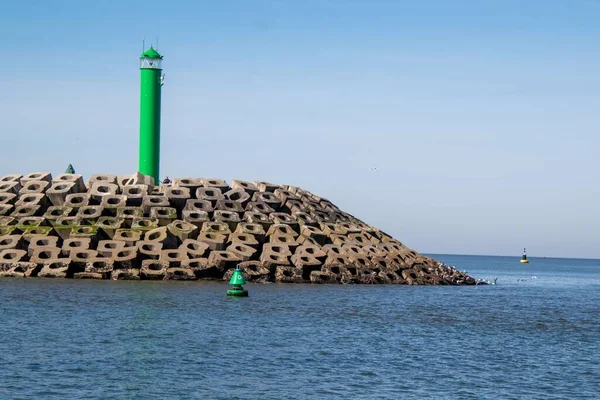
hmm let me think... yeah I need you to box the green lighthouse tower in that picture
[139,46,164,184]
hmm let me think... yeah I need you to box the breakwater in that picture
[0,172,474,284]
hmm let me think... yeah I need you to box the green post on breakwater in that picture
[139,46,164,184]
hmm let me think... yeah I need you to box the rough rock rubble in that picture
[0,172,475,285]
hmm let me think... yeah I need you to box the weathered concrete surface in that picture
[0,173,475,284]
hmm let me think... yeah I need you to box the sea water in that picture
[0,255,599,399]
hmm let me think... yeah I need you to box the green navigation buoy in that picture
[65,164,75,174]
[227,266,248,297]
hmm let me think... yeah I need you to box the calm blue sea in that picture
[1,254,599,399]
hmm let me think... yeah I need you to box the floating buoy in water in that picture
[520,247,529,263]
[227,265,248,297]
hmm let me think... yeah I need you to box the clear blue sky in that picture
[1,0,599,258]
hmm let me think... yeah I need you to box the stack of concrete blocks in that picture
[0,173,474,284]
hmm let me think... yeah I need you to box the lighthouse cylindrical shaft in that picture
[139,66,162,184]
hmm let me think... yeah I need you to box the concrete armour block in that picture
[295,245,327,262]
[70,250,99,272]
[144,227,181,249]
[19,180,50,195]
[21,226,54,242]
[46,182,77,206]
[0,182,21,195]
[11,206,41,218]
[207,250,240,271]
[291,253,322,269]
[312,210,333,223]
[215,199,244,215]
[0,216,15,226]
[0,193,17,205]
[165,187,191,210]
[180,239,210,259]
[252,192,281,210]
[245,201,275,214]
[196,187,224,206]
[165,267,196,280]
[90,182,119,204]
[200,178,230,193]
[324,254,351,268]
[143,195,170,212]
[28,235,59,255]
[243,211,272,232]
[30,246,62,264]
[43,206,74,223]
[84,258,114,278]
[0,262,37,278]
[197,232,227,251]
[182,210,210,230]
[111,269,140,280]
[202,222,231,236]
[101,195,127,215]
[96,217,123,238]
[235,223,265,241]
[310,270,340,284]
[0,205,14,216]
[274,188,300,206]
[223,189,251,208]
[342,244,364,258]
[111,247,140,269]
[230,180,258,194]
[299,225,327,245]
[118,172,155,190]
[182,258,218,280]
[268,213,298,232]
[167,220,198,242]
[293,212,318,227]
[254,181,280,193]
[284,199,305,214]
[70,226,101,244]
[137,240,163,259]
[61,238,92,257]
[0,249,27,263]
[73,272,104,279]
[213,210,241,232]
[140,260,168,280]
[38,259,70,278]
[0,174,22,183]
[184,199,213,214]
[123,185,148,206]
[173,178,203,194]
[226,242,257,261]
[21,172,52,185]
[98,240,127,257]
[16,216,45,228]
[270,231,300,247]
[296,235,322,246]
[150,207,178,226]
[113,229,143,246]
[15,193,48,209]
[274,266,303,283]
[260,244,291,268]
[267,223,299,238]
[223,260,271,282]
[53,174,86,193]
[323,244,344,256]
[228,233,259,248]
[116,207,143,226]
[88,174,117,186]
[131,217,159,232]
[330,234,352,247]
[159,249,189,268]
[64,193,90,209]
[77,206,104,219]
[0,235,24,250]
